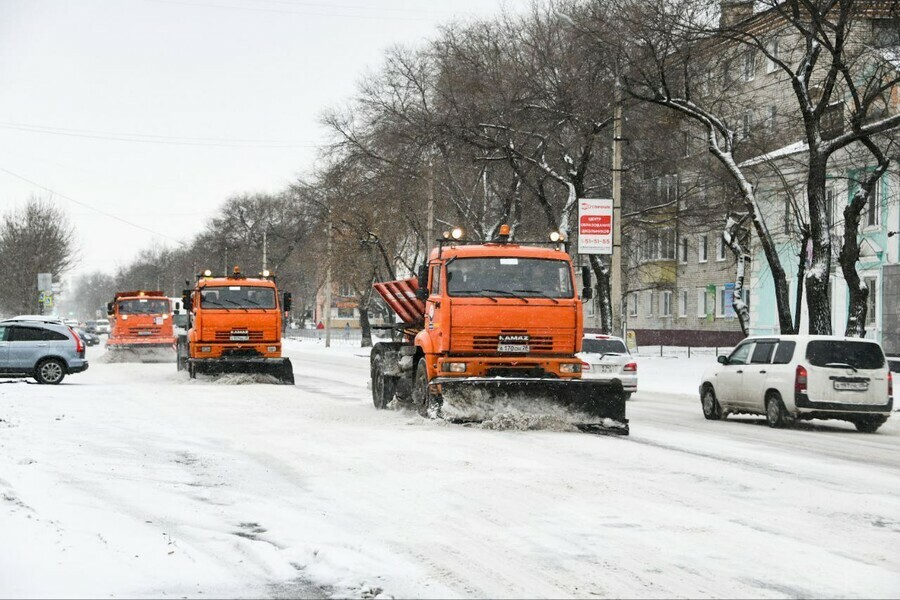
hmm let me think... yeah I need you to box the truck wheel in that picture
[371,353,395,409]
[35,358,66,385]
[853,416,887,433]
[413,360,441,418]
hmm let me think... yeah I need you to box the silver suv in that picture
[0,319,89,384]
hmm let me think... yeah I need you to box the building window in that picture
[765,39,779,73]
[765,105,777,131]
[697,288,708,318]
[679,289,688,317]
[629,292,639,317]
[662,291,672,317]
[716,286,726,318]
[743,51,756,82]
[825,185,836,228]
[865,277,877,326]
[660,229,676,260]
[866,184,881,227]
[679,237,689,263]
[698,234,708,262]
[646,290,654,317]
[741,110,754,139]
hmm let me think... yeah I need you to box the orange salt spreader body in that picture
[106,290,177,362]
[370,228,628,434]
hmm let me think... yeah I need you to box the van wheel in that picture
[765,393,791,428]
[701,386,722,420]
[371,352,396,409]
[35,358,66,385]
[853,416,887,433]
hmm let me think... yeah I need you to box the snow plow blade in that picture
[433,377,629,435]
[106,343,176,363]
[189,357,295,385]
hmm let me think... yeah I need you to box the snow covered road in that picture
[1,342,898,598]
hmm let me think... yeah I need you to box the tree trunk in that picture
[794,230,810,334]
[723,215,750,336]
[589,254,612,334]
[804,156,833,335]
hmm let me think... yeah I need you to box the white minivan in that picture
[700,335,892,432]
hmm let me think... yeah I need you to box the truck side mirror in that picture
[581,265,592,288]
[181,290,193,312]
[106,302,114,316]
[582,287,593,300]
[417,264,428,289]
[283,292,292,312]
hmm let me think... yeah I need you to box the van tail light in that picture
[795,365,808,394]
[69,327,84,353]
[581,361,591,371]
[889,371,893,399]
[623,362,637,372]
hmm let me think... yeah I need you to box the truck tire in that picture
[853,415,887,433]
[413,359,441,418]
[371,352,395,409]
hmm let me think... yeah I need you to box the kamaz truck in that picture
[369,226,628,433]
[106,290,177,362]
[177,266,294,384]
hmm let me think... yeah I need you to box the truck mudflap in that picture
[431,377,629,435]
[187,357,295,385]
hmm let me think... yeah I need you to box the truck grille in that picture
[454,329,567,354]
[129,326,162,337]
[214,329,264,341]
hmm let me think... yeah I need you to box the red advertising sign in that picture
[578,198,613,254]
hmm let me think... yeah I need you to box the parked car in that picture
[700,335,892,432]
[578,334,637,400]
[75,328,100,347]
[0,318,89,384]
[87,319,110,335]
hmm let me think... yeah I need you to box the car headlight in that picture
[560,363,581,373]
[442,362,467,373]
[267,346,277,353]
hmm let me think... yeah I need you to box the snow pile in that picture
[478,413,577,431]
[204,373,283,385]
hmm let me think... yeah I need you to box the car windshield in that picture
[117,299,170,314]
[806,340,885,370]
[582,338,628,354]
[446,257,573,298]
[200,286,276,309]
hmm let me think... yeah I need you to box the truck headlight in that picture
[267,346,277,353]
[200,346,211,353]
[560,363,581,373]
[442,362,467,373]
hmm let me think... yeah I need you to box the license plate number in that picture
[231,334,250,341]
[497,344,529,353]
[138,331,152,336]
[598,365,617,373]
[834,380,867,391]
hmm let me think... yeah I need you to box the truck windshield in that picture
[118,299,170,314]
[446,258,574,298]
[200,286,277,309]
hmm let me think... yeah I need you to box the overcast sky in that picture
[0,0,529,283]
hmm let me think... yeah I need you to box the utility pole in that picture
[324,215,332,348]
[262,230,267,272]
[611,78,624,338]
[426,157,435,252]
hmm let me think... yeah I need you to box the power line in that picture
[0,165,188,246]
[0,121,323,148]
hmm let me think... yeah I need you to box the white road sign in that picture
[37,272,52,292]
[578,198,613,255]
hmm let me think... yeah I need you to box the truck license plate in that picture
[230,334,250,341]
[834,380,867,391]
[497,344,529,353]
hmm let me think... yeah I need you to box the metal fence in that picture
[285,328,392,347]
[631,345,735,359]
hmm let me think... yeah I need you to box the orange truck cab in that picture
[177,266,294,384]
[370,228,628,433]
[106,290,176,356]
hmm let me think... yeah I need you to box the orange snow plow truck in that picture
[176,266,294,384]
[106,290,177,362]
[370,226,628,434]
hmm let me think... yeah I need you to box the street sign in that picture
[37,272,52,292]
[578,198,613,255]
[38,291,53,308]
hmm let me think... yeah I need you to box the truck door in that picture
[426,264,443,335]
